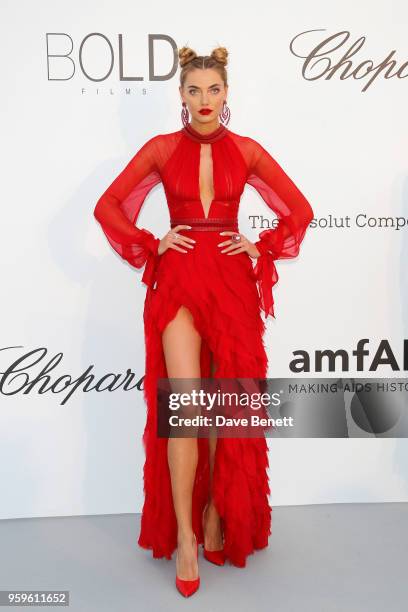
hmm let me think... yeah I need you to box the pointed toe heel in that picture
[203,547,226,566]
[175,575,200,597]
[202,502,226,566]
[175,535,200,597]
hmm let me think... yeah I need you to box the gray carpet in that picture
[0,503,406,611]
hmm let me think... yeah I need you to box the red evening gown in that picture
[93,121,313,568]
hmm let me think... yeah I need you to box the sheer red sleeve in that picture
[246,138,314,319]
[93,135,162,288]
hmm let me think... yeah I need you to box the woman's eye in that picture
[188,89,220,95]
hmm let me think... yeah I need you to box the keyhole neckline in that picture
[182,122,228,144]
[198,143,215,219]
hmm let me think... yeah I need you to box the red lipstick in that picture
[199,108,212,115]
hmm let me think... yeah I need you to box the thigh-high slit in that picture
[137,229,272,568]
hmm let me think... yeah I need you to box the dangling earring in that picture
[181,102,189,127]
[220,100,231,126]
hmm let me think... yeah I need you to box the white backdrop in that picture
[1,0,408,519]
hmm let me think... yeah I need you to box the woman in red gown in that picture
[93,45,313,597]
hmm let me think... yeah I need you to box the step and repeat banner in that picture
[2,0,407,519]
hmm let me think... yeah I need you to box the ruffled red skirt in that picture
[137,227,272,568]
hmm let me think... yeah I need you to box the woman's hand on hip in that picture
[158,225,196,255]
[217,231,261,259]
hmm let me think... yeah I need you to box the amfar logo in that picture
[46,29,407,92]
[289,339,408,373]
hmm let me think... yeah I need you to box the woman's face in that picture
[180,68,228,125]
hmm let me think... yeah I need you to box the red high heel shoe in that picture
[202,503,226,566]
[175,534,200,597]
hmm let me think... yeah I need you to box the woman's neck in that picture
[182,120,227,144]
[189,119,221,135]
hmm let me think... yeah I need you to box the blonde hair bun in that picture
[178,46,198,68]
[210,46,228,66]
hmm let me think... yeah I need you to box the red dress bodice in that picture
[94,123,314,318]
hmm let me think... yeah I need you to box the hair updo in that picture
[178,45,229,88]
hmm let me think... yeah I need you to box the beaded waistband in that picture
[170,217,239,232]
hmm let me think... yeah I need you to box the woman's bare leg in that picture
[204,354,224,551]
[163,305,201,581]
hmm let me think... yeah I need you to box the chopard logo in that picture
[0,346,144,405]
[290,29,408,92]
